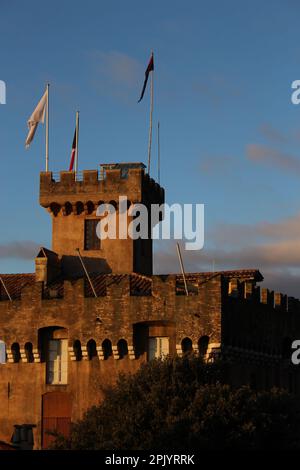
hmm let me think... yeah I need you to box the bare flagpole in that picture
[176,242,189,296]
[76,248,98,298]
[45,83,50,172]
[75,110,79,180]
[157,121,160,184]
[0,277,12,302]
[147,51,154,174]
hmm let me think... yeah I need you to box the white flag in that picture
[25,89,48,148]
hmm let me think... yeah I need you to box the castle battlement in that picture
[1,270,299,314]
[40,164,164,214]
[226,277,300,315]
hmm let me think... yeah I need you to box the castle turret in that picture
[39,162,164,276]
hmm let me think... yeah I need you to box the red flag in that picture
[138,53,154,103]
[69,129,76,171]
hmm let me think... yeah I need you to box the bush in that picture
[52,356,300,450]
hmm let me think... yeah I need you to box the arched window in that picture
[64,202,72,216]
[102,339,113,360]
[50,202,61,217]
[0,340,6,364]
[117,339,128,359]
[198,336,209,358]
[87,201,95,215]
[87,339,97,360]
[11,343,21,363]
[76,201,84,215]
[25,342,34,363]
[181,337,193,354]
[73,340,82,361]
[109,200,118,211]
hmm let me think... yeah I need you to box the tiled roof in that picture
[84,273,152,297]
[0,274,35,301]
[178,269,263,282]
[0,269,263,300]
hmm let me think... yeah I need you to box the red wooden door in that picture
[42,392,72,449]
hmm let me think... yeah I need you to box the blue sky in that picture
[1,0,300,295]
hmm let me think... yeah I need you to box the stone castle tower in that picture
[39,162,164,276]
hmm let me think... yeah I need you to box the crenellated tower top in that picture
[39,163,165,276]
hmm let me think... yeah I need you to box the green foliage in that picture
[52,356,300,450]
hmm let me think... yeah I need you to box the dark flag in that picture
[138,53,154,102]
[69,129,76,171]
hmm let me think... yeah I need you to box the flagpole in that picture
[147,52,154,175]
[158,121,160,184]
[45,83,49,172]
[75,110,79,180]
[176,242,189,296]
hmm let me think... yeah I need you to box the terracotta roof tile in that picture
[0,274,35,301]
[0,269,263,301]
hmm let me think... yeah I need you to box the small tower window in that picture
[84,219,100,250]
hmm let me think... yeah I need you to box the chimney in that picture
[35,248,61,285]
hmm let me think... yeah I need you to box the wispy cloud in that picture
[154,208,300,298]
[154,240,300,296]
[246,143,300,174]
[259,123,287,144]
[89,50,142,102]
[192,76,242,108]
[154,238,300,274]
[211,212,300,247]
[200,155,236,174]
[0,241,40,260]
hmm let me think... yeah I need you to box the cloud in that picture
[261,270,300,297]
[153,242,300,297]
[246,144,300,174]
[0,241,40,261]
[200,155,236,174]
[153,228,300,297]
[154,238,300,273]
[192,76,242,108]
[259,123,287,144]
[89,50,142,101]
[210,212,300,247]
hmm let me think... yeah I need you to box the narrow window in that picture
[84,219,100,250]
[181,337,193,354]
[198,336,209,358]
[117,339,128,359]
[148,337,169,361]
[87,339,97,360]
[73,340,82,361]
[102,339,113,360]
[25,342,34,363]
[0,340,6,364]
[47,339,68,384]
[11,343,21,363]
